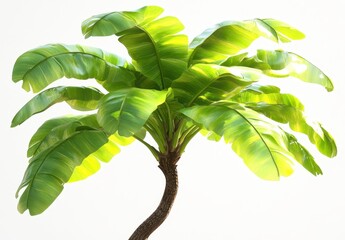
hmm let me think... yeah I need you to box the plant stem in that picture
[129,154,179,240]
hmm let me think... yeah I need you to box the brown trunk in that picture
[129,155,179,240]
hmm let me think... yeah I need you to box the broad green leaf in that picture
[68,133,134,182]
[181,104,295,180]
[222,50,334,91]
[257,50,333,91]
[82,6,188,89]
[246,102,337,157]
[118,16,188,89]
[189,19,280,65]
[97,88,169,137]
[82,6,164,38]
[233,91,304,111]
[27,114,134,183]
[27,116,80,157]
[234,88,336,157]
[16,130,108,215]
[285,132,322,176]
[11,86,104,127]
[172,64,258,106]
[233,89,336,157]
[27,115,101,157]
[12,44,132,92]
[262,19,305,42]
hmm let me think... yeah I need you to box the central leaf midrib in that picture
[187,72,220,106]
[116,92,129,131]
[137,26,165,89]
[229,107,280,176]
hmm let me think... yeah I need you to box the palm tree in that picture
[12,5,336,239]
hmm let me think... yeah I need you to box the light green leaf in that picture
[181,104,295,180]
[222,50,334,91]
[234,89,336,157]
[97,88,169,137]
[285,132,322,176]
[258,50,333,91]
[172,64,258,106]
[262,19,305,42]
[246,102,337,157]
[16,129,108,215]
[240,84,281,94]
[219,52,249,67]
[189,19,280,65]
[12,44,131,92]
[11,86,104,127]
[68,133,134,182]
[233,91,305,111]
[82,6,164,38]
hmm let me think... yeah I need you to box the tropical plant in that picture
[12,5,336,239]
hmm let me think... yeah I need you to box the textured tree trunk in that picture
[129,155,179,240]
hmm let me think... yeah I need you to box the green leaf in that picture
[181,104,295,180]
[16,129,108,215]
[257,50,333,91]
[68,133,134,182]
[11,86,104,127]
[26,114,134,183]
[12,44,131,92]
[118,16,188,89]
[285,132,322,176]
[172,64,258,106]
[83,6,188,89]
[246,102,337,158]
[262,19,305,42]
[233,90,305,111]
[233,89,336,157]
[27,116,80,157]
[97,88,169,137]
[82,6,164,38]
[239,84,281,94]
[219,52,249,67]
[28,114,104,156]
[222,50,334,91]
[189,19,280,65]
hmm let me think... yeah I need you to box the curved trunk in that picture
[129,156,179,240]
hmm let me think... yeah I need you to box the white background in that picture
[1,0,344,239]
